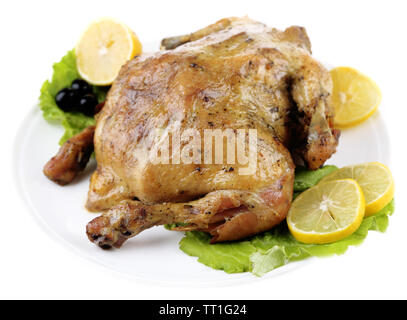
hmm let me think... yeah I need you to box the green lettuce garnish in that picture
[250,200,394,276]
[180,232,257,274]
[164,222,190,230]
[178,166,395,276]
[294,165,338,192]
[39,50,108,144]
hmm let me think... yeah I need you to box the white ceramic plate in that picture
[14,43,391,285]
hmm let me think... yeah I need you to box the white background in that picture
[1,0,407,299]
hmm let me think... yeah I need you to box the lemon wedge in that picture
[287,179,365,244]
[319,162,394,216]
[330,66,381,128]
[76,17,142,85]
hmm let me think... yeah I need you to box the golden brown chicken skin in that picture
[43,125,95,185]
[86,17,339,249]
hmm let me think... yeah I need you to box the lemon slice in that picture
[319,162,394,216]
[76,17,142,85]
[287,179,365,244]
[330,66,381,128]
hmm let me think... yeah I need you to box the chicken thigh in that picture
[86,17,339,249]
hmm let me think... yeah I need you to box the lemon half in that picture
[320,162,394,216]
[287,179,365,244]
[330,66,381,128]
[76,17,142,85]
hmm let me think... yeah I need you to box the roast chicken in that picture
[45,17,340,249]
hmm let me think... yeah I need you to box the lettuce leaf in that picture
[250,200,394,276]
[178,166,395,276]
[39,50,108,144]
[180,232,257,273]
[294,165,338,192]
[164,222,190,230]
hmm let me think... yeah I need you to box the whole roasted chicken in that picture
[44,17,339,249]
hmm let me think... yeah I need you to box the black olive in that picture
[55,88,79,112]
[71,79,93,95]
[77,94,98,116]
